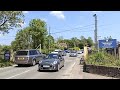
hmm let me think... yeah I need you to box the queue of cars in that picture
[14,49,83,72]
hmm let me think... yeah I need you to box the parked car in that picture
[38,53,64,71]
[69,50,77,57]
[14,49,46,66]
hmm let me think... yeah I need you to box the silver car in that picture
[69,51,77,57]
[14,49,45,66]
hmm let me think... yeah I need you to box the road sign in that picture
[99,39,117,48]
[4,50,10,61]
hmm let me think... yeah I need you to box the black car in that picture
[38,53,64,71]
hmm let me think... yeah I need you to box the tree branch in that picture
[0,16,8,27]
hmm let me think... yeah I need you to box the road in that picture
[0,54,82,79]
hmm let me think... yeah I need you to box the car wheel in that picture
[38,69,41,72]
[56,64,60,71]
[32,60,36,66]
[18,64,22,67]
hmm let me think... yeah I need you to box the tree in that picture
[0,11,24,34]
[11,19,48,51]
[80,36,87,46]
[57,36,64,43]
[29,19,47,49]
[11,27,31,51]
[87,37,93,47]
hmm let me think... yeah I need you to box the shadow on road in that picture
[37,70,58,72]
[14,65,34,68]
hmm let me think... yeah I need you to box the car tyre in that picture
[32,60,36,66]
[38,69,41,72]
[56,64,60,71]
[18,64,22,67]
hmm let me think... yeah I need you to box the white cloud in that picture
[50,11,65,20]
[23,11,29,14]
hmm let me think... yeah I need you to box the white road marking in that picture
[6,70,31,79]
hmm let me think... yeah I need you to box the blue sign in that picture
[99,39,117,48]
[4,50,10,61]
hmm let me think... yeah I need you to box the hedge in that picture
[86,52,120,67]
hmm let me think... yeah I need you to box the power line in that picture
[50,26,94,34]
[51,24,94,30]
[51,24,94,32]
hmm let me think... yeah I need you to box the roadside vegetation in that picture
[0,58,14,67]
[86,51,120,67]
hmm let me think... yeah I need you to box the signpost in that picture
[98,39,117,49]
[4,50,10,61]
[98,39,117,57]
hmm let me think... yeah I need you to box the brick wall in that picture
[83,64,120,78]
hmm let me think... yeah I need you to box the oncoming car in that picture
[69,50,77,57]
[38,53,64,71]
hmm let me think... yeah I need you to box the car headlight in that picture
[53,61,57,64]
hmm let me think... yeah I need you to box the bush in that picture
[86,52,120,67]
[0,58,14,67]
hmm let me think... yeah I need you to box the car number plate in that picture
[43,65,50,67]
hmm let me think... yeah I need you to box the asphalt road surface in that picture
[0,53,82,79]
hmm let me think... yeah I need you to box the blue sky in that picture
[1,11,120,45]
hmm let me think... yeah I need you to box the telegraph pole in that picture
[93,14,98,51]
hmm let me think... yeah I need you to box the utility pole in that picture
[93,14,98,51]
[48,26,50,53]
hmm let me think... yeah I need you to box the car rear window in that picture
[16,51,28,55]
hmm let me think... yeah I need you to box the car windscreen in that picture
[16,51,28,55]
[46,54,58,59]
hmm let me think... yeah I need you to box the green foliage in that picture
[11,19,48,51]
[0,11,24,34]
[86,52,120,67]
[0,58,14,67]
[0,45,11,54]
[56,36,93,49]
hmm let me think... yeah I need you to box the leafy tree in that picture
[11,27,31,51]
[57,36,64,43]
[29,19,47,49]
[0,11,24,34]
[87,37,94,47]
[11,19,48,51]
